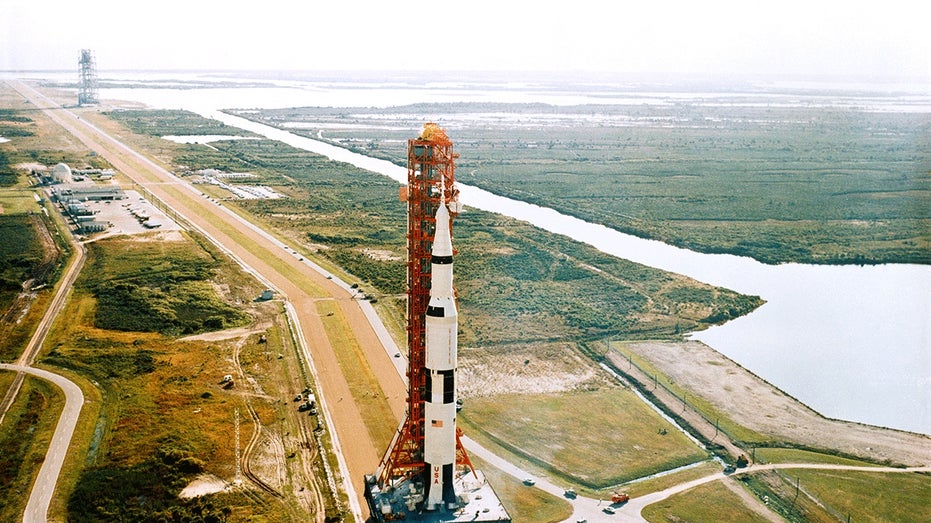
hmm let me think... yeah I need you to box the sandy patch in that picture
[616,341,931,466]
[459,344,612,398]
[125,229,186,242]
[15,162,47,172]
[179,474,230,498]
[362,248,401,262]
[178,321,271,342]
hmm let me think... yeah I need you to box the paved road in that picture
[0,364,84,523]
[0,181,87,523]
[12,81,926,523]
[464,437,931,523]
[0,241,85,427]
[7,79,406,521]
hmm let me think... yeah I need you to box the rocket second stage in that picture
[423,201,458,510]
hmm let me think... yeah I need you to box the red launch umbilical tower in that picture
[375,123,473,489]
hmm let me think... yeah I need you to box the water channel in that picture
[94,78,930,435]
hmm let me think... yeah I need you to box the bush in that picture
[69,443,221,522]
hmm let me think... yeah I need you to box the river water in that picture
[40,72,928,434]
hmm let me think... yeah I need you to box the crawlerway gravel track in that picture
[8,80,408,520]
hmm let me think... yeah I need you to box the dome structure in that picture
[52,163,73,183]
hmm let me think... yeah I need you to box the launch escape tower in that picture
[365,124,509,521]
[77,49,99,106]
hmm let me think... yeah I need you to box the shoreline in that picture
[614,340,931,467]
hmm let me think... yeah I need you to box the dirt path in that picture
[8,80,406,520]
[605,348,746,461]
[618,341,931,467]
[719,477,787,523]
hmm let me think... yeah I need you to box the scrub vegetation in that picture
[0,108,35,186]
[38,230,293,522]
[107,109,763,348]
[75,235,251,336]
[0,98,109,180]
[0,216,48,310]
[100,107,767,510]
[91,105,928,522]
[1,79,924,522]
[0,102,72,361]
[244,101,930,266]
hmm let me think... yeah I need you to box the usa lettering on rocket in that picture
[423,198,458,509]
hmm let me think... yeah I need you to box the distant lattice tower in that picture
[78,49,99,106]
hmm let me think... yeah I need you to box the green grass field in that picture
[642,479,776,523]
[752,448,882,467]
[460,386,709,489]
[782,469,931,523]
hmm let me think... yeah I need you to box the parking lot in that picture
[77,190,181,237]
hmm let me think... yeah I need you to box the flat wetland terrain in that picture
[1,79,928,523]
[242,96,930,266]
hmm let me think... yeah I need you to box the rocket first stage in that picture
[365,124,509,522]
[423,200,458,510]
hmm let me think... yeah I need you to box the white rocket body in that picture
[423,201,458,510]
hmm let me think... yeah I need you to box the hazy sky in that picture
[2,0,929,79]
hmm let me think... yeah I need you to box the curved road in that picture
[7,80,927,523]
[466,438,931,523]
[0,199,87,522]
[0,364,84,523]
[7,78,404,521]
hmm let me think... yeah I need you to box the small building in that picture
[67,202,93,215]
[78,221,108,233]
[51,185,126,202]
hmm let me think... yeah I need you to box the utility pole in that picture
[234,408,242,484]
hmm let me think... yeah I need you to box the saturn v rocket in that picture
[367,124,509,521]
[423,198,458,509]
